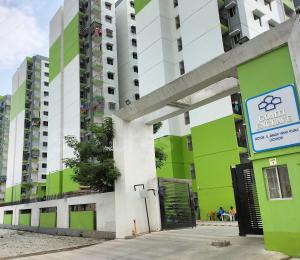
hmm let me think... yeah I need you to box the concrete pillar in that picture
[56,199,69,228]
[31,206,39,227]
[113,115,161,238]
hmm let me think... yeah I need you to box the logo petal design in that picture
[258,95,282,112]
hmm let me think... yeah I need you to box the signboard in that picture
[246,84,300,153]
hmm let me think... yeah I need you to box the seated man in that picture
[229,206,237,221]
[216,207,225,221]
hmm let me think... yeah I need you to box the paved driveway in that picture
[19,225,287,260]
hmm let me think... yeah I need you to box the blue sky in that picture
[0,0,63,96]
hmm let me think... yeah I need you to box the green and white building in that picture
[5,56,49,202]
[0,95,11,200]
[47,0,122,195]
[135,0,297,219]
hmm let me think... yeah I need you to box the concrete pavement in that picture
[18,225,288,260]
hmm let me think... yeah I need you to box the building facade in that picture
[135,0,296,219]
[0,95,11,200]
[116,0,140,107]
[5,56,49,202]
[47,0,119,196]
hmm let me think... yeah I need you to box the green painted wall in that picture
[191,115,241,220]
[39,212,56,228]
[5,184,21,203]
[238,45,300,257]
[64,13,79,68]
[10,81,26,121]
[62,168,80,193]
[69,211,95,231]
[3,213,13,225]
[135,0,151,14]
[49,37,61,82]
[19,213,31,226]
[46,169,80,196]
[36,183,46,199]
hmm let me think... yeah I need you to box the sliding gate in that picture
[231,163,263,236]
[158,178,196,230]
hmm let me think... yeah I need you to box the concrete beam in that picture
[115,16,296,122]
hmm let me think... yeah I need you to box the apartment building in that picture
[0,95,11,200]
[135,0,296,219]
[116,0,140,107]
[47,0,119,196]
[5,56,49,202]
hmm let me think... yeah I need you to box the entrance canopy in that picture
[115,16,300,125]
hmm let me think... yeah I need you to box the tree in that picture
[64,117,120,192]
[153,122,167,169]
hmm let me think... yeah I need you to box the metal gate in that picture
[231,162,263,236]
[158,178,196,230]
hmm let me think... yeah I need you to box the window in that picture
[105,2,112,10]
[179,60,185,75]
[253,13,262,27]
[173,0,178,7]
[187,135,193,151]
[133,65,138,73]
[43,121,48,126]
[135,93,140,100]
[229,7,236,17]
[42,163,47,169]
[107,72,114,80]
[130,13,135,20]
[105,15,112,23]
[107,57,114,65]
[131,26,136,34]
[44,72,49,77]
[108,87,115,95]
[42,152,47,158]
[44,63,49,68]
[106,29,113,38]
[42,174,47,179]
[175,16,180,29]
[44,91,49,97]
[264,166,292,199]
[108,102,116,110]
[134,79,139,86]
[44,101,49,106]
[177,38,183,52]
[132,39,137,47]
[106,43,113,51]
[43,111,48,116]
[184,111,190,125]
[232,33,241,44]
[264,0,272,11]
[130,1,134,8]
[43,131,48,136]
[190,164,196,179]
[132,52,138,59]
[43,142,48,147]
[44,82,49,86]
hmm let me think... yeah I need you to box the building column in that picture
[113,115,161,238]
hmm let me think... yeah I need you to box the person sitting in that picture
[216,207,225,221]
[228,206,237,221]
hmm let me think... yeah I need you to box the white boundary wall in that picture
[0,192,115,232]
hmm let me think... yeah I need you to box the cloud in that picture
[0,3,48,70]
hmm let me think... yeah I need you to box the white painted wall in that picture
[0,192,115,232]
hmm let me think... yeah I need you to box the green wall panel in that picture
[39,212,56,228]
[46,170,62,196]
[69,211,95,231]
[3,213,13,225]
[10,81,26,121]
[135,0,151,14]
[5,184,21,203]
[19,213,31,226]
[36,183,46,199]
[238,45,300,256]
[191,115,240,220]
[64,13,79,68]
[62,168,80,193]
[49,37,61,82]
